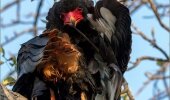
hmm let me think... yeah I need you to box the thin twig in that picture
[1,27,44,46]
[16,0,20,21]
[33,0,43,36]
[150,87,170,100]
[0,0,24,13]
[147,0,170,32]
[132,23,169,60]
[136,62,170,96]
[0,20,33,28]
[130,0,147,14]
[128,56,168,71]
[121,78,135,100]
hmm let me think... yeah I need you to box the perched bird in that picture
[13,28,97,100]
[13,0,132,100]
[36,29,81,81]
[35,29,97,100]
[46,0,132,99]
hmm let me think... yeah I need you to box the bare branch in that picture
[145,73,170,80]
[150,87,170,100]
[128,56,169,71]
[33,0,43,36]
[0,20,33,28]
[130,0,147,14]
[0,0,24,13]
[132,23,169,60]
[121,78,135,100]
[1,27,44,46]
[16,0,20,21]
[136,62,170,96]
[147,0,170,32]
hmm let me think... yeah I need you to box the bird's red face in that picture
[62,7,84,26]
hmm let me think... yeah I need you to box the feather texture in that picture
[14,29,97,99]
[17,34,48,78]
[36,29,81,81]
[88,7,117,42]
[86,0,132,99]
[13,1,132,100]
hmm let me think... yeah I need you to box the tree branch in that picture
[132,23,169,60]
[33,0,43,36]
[1,27,44,46]
[0,0,24,13]
[128,56,169,71]
[147,0,170,32]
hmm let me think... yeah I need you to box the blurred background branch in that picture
[0,0,169,100]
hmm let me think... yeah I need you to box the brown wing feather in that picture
[36,29,81,81]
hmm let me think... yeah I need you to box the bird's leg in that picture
[50,88,56,100]
[81,92,87,100]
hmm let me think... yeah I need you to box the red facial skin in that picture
[62,8,84,26]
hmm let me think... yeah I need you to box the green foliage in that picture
[156,60,164,66]
[2,76,16,86]
[0,47,5,66]
[8,56,17,67]
[0,61,4,65]
[121,93,129,100]
[0,47,5,57]
[156,60,170,67]
[0,47,17,86]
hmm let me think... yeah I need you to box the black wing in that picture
[87,0,132,99]
[17,35,48,78]
[92,0,132,73]
[13,35,50,99]
[111,5,132,73]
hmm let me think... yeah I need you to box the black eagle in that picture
[12,0,132,100]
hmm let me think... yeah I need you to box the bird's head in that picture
[60,0,89,26]
[61,7,84,26]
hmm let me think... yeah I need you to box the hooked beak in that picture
[62,8,84,26]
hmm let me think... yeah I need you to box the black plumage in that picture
[13,0,132,100]
[94,0,132,73]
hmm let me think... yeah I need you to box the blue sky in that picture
[125,1,169,99]
[0,0,169,100]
